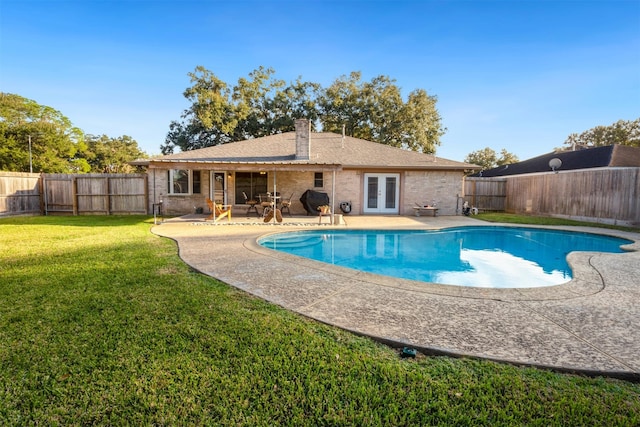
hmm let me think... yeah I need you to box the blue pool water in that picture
[258,227,632,288]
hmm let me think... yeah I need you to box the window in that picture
[192,171,201,194]
[168,169,200,195]
[314,172,324,188]
[234,172,267,204]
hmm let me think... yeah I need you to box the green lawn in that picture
[475,212,640,233]
[1,215,638,426]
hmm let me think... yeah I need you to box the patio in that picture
[152,214,640,380]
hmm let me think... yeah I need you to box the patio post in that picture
[331,169,336,223]
[212,169,216,223]
[272,167,278,223]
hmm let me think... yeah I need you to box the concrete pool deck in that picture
[152,214,640,380]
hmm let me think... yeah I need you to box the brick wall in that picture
[403,171,464,215]
[148,169,212,215]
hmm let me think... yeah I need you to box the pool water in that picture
[258,227,632,288]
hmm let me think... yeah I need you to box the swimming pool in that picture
[258,226,632,288]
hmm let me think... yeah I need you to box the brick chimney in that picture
[295,118,310,160]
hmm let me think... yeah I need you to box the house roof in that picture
[144,132,479,171]
[471,145,640,177]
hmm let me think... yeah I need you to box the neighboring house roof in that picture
[143,131,479,171]
[471,145,640,177]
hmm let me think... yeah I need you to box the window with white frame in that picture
[168,169,201,195]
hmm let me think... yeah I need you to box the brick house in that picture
[139,119,479,216]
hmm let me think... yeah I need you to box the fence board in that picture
[463,177,507,211]
[0,172,42,216]
[76,176,109,214]
[105,175,147,213]
[43,175,75,214]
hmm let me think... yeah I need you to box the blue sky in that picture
[2,0,639,162]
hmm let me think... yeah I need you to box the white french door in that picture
[363,173,399,214]
[210,171,228,204]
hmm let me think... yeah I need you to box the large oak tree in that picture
[161,67,446,154]
[319,72,444,153]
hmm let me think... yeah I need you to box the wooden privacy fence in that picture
[43,174,148,215]
[465,168,640,226]
[506,168,640,226]
[0,172,148,216]
[0,172,42,216]
[463,177,507,212]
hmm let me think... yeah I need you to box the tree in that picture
[163,67,446,154]
[0,93,84,173]
[232,67,320,140]
[497,148,519,166]
[161,66,321,154]
[562,118,640,150]
[78,134,148,173]
[319,72,445,153]
[318,71,373,140]
[1,93,147,173]
[464,147,519,171]
[246,76,321,139]
[400,89,446,153]
[160,66,238,154]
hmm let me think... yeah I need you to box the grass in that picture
[475,212,640,233]
[1,215,639,426]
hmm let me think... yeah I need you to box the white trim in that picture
[210,171,228,204]
[167,169,193,195]
[363,173,400,214]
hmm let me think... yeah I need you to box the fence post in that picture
[72,176,78,215]
[144,174,149,215]
[38,174,44,215]
[106,176,111,215]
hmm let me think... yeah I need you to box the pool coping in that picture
[152,215,640,381]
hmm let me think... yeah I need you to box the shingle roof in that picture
[150,132,477,171]
[471,145,640,177]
